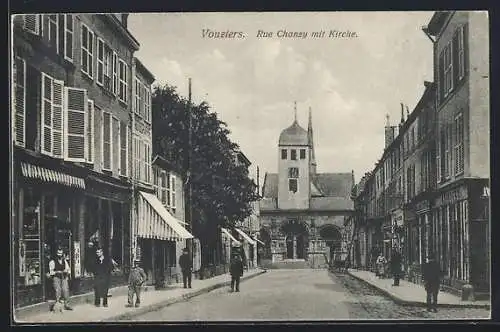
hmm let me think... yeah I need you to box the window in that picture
[140,84,145,117]
[103,46,113,91]
[47,15,59,51]
[41,73,64,158]
[23,14,40,35]
[120,122,128,176]
[112,117,120,173]
[81,24,94,78]
[63,14,74,61]
[96,38,105,86]
[454,113,465,175]
[291,149,297,160]
[166,172,171,206]
[118,59,128,103]
[442,43,453,98]
[281,149,287,160]
[145,88,151,122]
[170,174,176,213]
[64,87,87,161]
[86,100,95,163]
[457,25,466,80]
[102,111,112,170]
[134,78,141,115]
[112,52,118,95]
[13,57,26,147]
[288,167,299,193]
[133,136,141,180]
[160,171,167,205]
[300,149,306,159]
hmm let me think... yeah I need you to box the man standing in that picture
[179,248,192,288]
[48,247,73,310]
[422,253,441,312]
[229,242,244,292]
[91,247,113,307]
[126,260,147,308]
[390,248,402,286]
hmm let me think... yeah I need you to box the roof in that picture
[279,121,309,146]
[134,57,156,84]
[426,11,453,36]
[262,172,353,199]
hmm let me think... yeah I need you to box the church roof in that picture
[278,121,309,146]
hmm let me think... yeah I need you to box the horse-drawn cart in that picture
[330,251,350,273]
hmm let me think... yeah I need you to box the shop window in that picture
[20,189,42,286]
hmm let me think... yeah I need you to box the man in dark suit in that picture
[90,247,113,307]
[179,248,192,288]
[390,248,402,286]
[422,253,441,312]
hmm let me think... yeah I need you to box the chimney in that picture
[384,114,395,148]
[406,105,410,118]
[121,13,129,28]
[399,102,405,132]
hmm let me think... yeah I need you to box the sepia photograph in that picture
[10,11,491,323]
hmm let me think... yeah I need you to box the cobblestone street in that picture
[129,270,489,321]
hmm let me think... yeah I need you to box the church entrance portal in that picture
[281,220,308,260]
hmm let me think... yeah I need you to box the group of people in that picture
[372,247,443,312]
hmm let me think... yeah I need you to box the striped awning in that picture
[20,162,85,189]
[221,228,241,245]
[235,228,256,245]
[137,191,194,241]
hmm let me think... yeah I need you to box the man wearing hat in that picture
[126,259,147,307]
[48,246,73,310]
[422,253,442,312]
[179,248,193,288]
[229,241,245,292]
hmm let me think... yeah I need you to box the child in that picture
[126,260,147,307]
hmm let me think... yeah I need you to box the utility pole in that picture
[186,78,193,261]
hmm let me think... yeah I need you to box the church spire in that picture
[308,106,317,174]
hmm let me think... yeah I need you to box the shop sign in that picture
[436,185,468,206]
[73,241,81,278]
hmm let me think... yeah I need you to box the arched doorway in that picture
[280,220,308,259]
[319,225,342,262]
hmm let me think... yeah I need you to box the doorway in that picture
[286,236,294,259]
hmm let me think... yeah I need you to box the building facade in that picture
[11,13,139,307]
[259,106,355,268]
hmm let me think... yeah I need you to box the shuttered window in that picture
[13,57,26,147]
[96,38,105,86]
[145,88,151,123]
[23,15,40,35]
[170,174,176,212]
[454,113,465,175]
[47,14,59,51]
[41,73,64,158]
[81,23,94,78]
[145,142,151,183]
[112,52,118,96]
[134,78,141,115]
[102,111,112,170]
[120,121,128,176]
[104,45,113,92]
[86,99,95,163]
[64,87,87,161]
[112,117,120,173]
[63,14,74,61]
[161,171,167,204]
[118,59,128,103]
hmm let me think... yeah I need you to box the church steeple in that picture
[308,106,317,174]
[293,101,298,123]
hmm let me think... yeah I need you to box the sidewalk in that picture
[14,268,266,323]
[347,269,490,309]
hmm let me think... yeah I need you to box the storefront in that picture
[14,159,86,308]
[433,179,490,294]
[133,191,194,287]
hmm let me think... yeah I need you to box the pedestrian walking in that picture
[48,247,73,311]
[126,260,147,308]
[179,248,192,288]
[390,248,402,286]
[375,253,387,278]
[90,247,113,307]
[422,253,441,312]
[229,242,244,292]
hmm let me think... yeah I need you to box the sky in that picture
[128,12,434,186]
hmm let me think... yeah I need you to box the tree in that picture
[152,84,259,254]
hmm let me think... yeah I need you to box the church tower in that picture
[307,107,317,175]
[277,102,311,210]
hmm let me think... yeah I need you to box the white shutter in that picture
[112,117,119,173]
[86,100,95,163]
[97,38,104,86]
[102,112,112,170]
[41,73,53,155]
[24,15,40,35]
[120,122,128,176]
[52,79,64,158]
[112,52,118,96]
[64,87,87,162]
[13,57,26,147]
[64,14,74,62]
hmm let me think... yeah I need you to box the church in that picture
[259,103,355,268]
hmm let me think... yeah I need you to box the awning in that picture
[137,191,194,241]
[20,162,85,189]
[235,228,256,245]
[221,228,241,245]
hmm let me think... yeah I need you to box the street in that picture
[129,270,489,321]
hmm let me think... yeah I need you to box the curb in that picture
[346,270,490,310]
[102,269,267,321]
